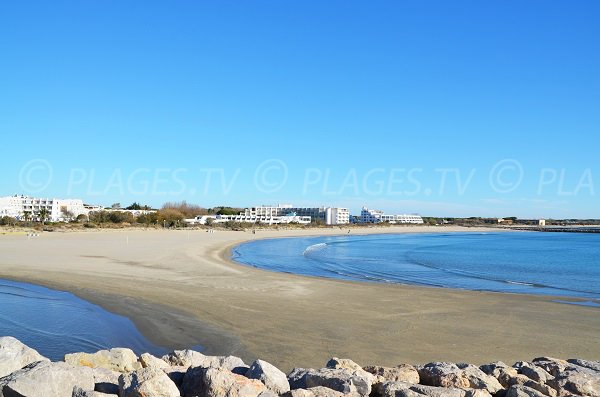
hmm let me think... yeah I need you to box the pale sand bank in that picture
[0,226,598,371]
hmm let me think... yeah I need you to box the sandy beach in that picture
[0,226,598,371]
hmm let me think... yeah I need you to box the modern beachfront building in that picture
[242,205,350,225]
[0,195,100,222]
[186,204,350,226]
[359,207,424,224]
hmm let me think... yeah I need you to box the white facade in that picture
[359,207,424,224]
[242,204,349,225]
[187,213,311,225]
[0,195,95,222]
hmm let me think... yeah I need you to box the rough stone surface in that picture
[531,357,569,377]
[567,359,600,373]
[162,350,247,373]
[0,336,49,378]
[505,385,547,397]
[65,348,141,373]
[288,367,372,396]
[479,361,519,388]
[182,366,268,397]
[283,386,360,397]
[91,367,120,394]
[513,362,552,384]
[417,362,502,394]
[546,369,600,397]
[363,364,420,384]
[378,380,491,397]
[0,360,94,397]
[245,359,290,394]
[140,353,170,370]
[119,367,180,397]
[72,386,117,397]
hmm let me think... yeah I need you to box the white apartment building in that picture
[243,204,349,225]
[0,195,96,222]
[187,213,311,225]
[359,207,424,224]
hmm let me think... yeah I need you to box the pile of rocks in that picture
[0,336,598,397]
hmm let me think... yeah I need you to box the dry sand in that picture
[0,226,598,371]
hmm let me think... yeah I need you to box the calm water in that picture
[232,232,600,300]
[0,279,167,361]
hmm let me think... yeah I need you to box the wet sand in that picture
[0,226,598,371]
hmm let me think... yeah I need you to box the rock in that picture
[118,367,180,397]
[246,359,290,394]
[513,362,552,384]
[288,367,372,396]
[506,385,547,397]
[531,358,569,377]
[163,365,188,387]
[378,380,490,397]
[326,358,364,372]
[567,359,600,373]
[417,362,502,394]
[140,353,170,370]
[72,386,117,397]
[162,350,247,373]
[546,369,600,397]
[283,386,360,397]
[91,367,120,394]
[182,366,268,397]
[162,349,207,368]
[523,380,557,397]
[479,362,518,389]
[0,336,49,378]
[363,364,420,384]
[0,360,94,397]
[65,348,142,373]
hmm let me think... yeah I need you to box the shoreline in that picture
[0,226,599,371]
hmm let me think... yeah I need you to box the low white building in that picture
[359,207,424,224]
[0,195,97,222]
[243,204,349,225]
[187,213,311,225]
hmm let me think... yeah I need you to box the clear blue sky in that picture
[1,1,598,218]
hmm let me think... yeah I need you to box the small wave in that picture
[505,280,535,286]
[303,243,327,255]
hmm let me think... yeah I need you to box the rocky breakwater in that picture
[0,336,598,397]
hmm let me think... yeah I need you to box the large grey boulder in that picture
[118,367,179,397]
[363,364,420,384]
[417,363,502,395]
[182,366,268,397]
[479,361,518,388]
[0,336,49,378]
[0,361,94,397]
[288,367,373,396]
[546,368,600,397]
[91,367,120,394]
[162,350,247,373]
[246,359,290,394]
[378,380,491,397]
[283,386,360,397]
[513,362,552,384]
[72,386,117,397]
[505,385,547,397]
[530,358,569,377]
[65,348,141,373]
[140,353,170,370]
[567,359,600,373]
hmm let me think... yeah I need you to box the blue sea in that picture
[0,279,166,361]
[232,232,600,302]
